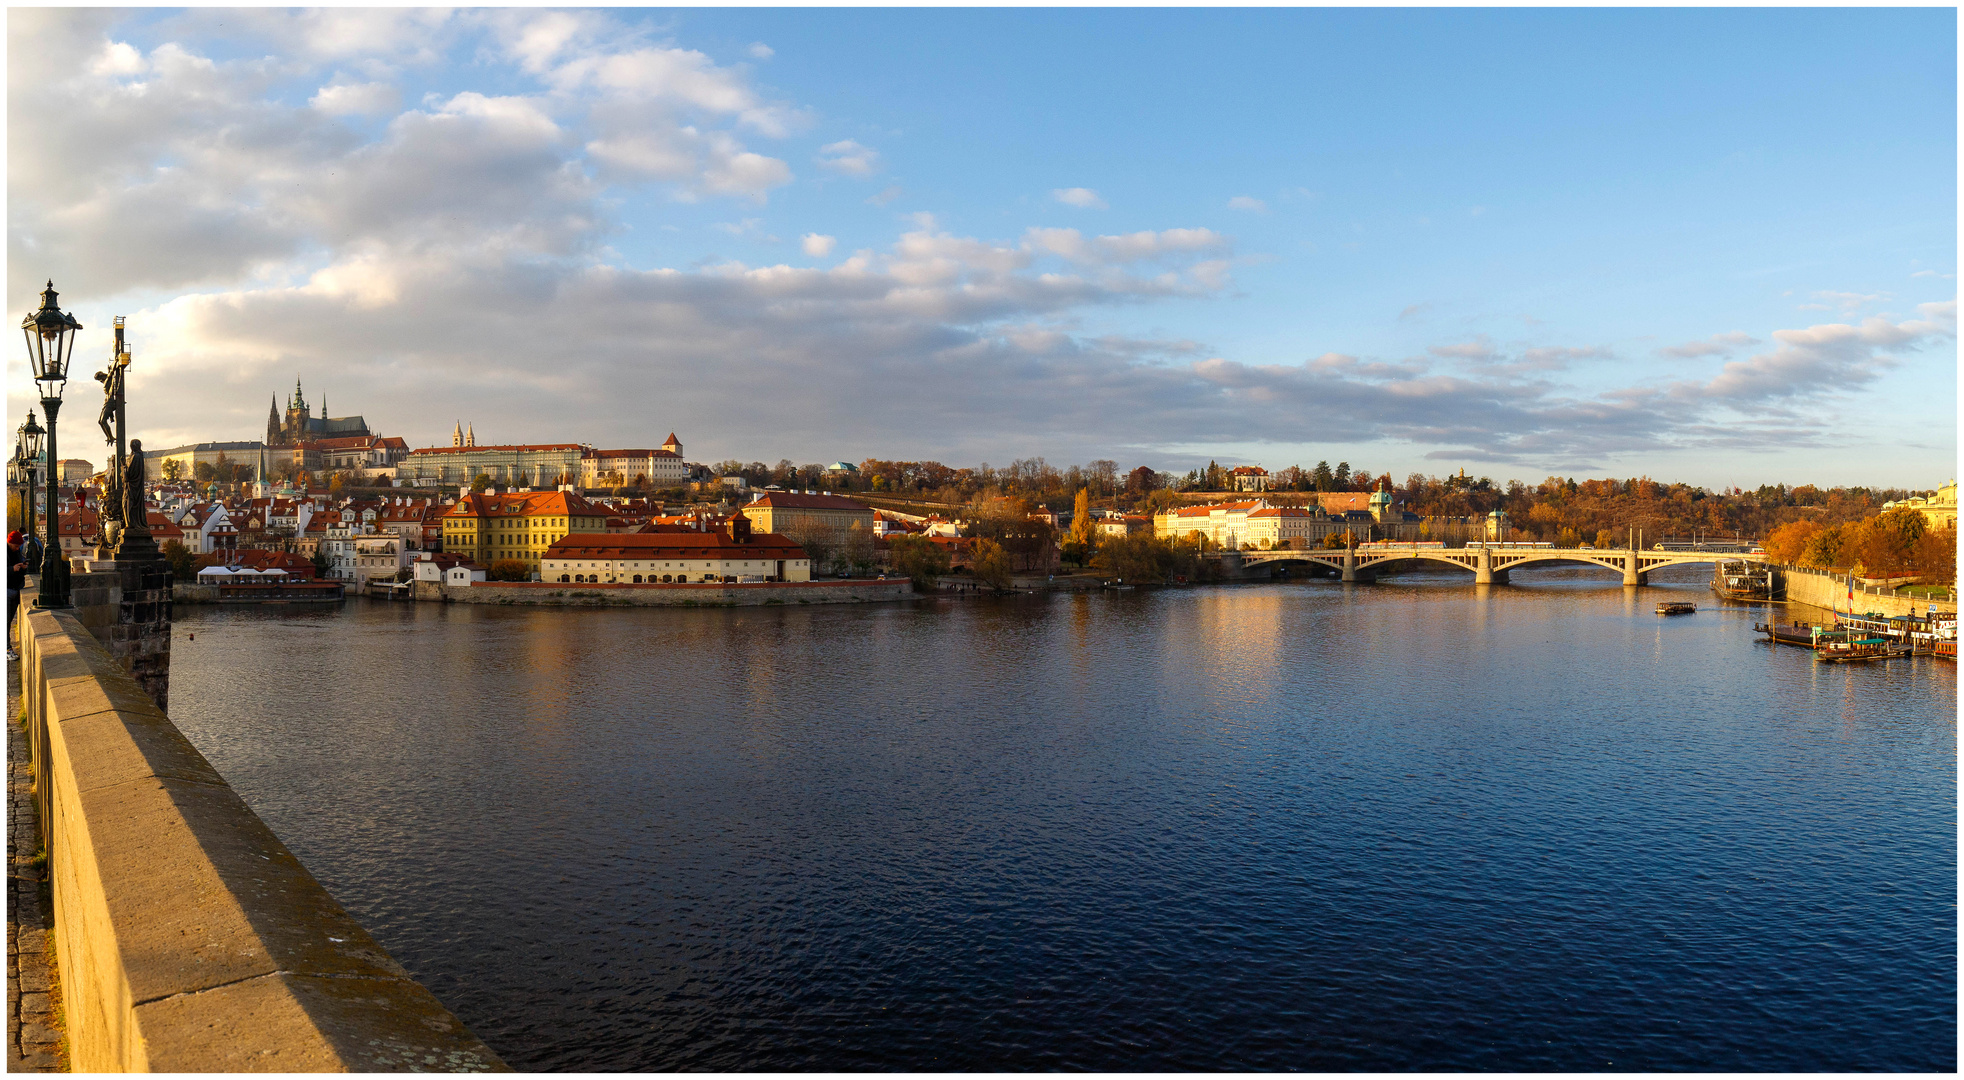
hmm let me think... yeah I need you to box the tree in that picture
[488,559,531,582]
[160,458,184,483]
[310,548,330,577]
[161,539,197,581]
[1322,530,1351,550]
[970,538,1015,591]
[785,519,836,575]
[888,534,951,589]
[193,461,216,483]
[1798,525,1846,569]
[1068,488,1097,548]
[843,521,876,574]
[1091,532,1174,584]
[1763,519,1821,564]
[471,473,492,494]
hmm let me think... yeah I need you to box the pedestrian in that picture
[7,530,26,660]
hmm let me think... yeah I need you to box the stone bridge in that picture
[1216,545,1762,586]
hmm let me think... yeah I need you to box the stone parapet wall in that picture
[433,578,916,607]
[15,597,507,1072]
[1780,564,1957,618]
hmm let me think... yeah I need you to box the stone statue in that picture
[123,439,147,530]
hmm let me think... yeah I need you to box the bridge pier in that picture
[1342,547,1356,582]
[1622,550,1647,586]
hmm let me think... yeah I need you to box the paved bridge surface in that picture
[1218,546,1763,585]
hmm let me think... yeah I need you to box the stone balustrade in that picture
[14,595,507,1072]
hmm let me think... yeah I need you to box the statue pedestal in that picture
[103,530,172,712]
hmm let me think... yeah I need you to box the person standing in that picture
[7,530,26,660]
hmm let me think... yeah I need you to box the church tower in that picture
[465,423,476,447]
[267,396,282,446]
[284,378,311,443]
[453,421,464,448]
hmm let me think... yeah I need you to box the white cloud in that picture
[801,233,836,258]
[748,42,774,60]
[1658,330,1757,359]
[310,81,402,117]
[1227,196,1266,212]
[1052,187,1107,210]
[867,185,903,207]
[816,139,880,177]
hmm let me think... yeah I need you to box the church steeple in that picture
[267,396,281,445]
[465,422,475,447]
[453,421,463,448]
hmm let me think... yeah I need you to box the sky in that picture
[6,7,1956,490]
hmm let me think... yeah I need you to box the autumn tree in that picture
[970,538,1015,591]
[888,535,951,589]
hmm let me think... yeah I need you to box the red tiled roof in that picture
[742,493,872,512]
[444,491,608,519]
[544,532,806,559]
[586,448,682,460]
[409,444,584,455]
[1248,507,1318,518]
[1170,500,1267,516]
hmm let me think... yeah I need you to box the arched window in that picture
[661,574,672,583]
[559,574,570,582]
[632,574,643,583]
[675,575,687,583]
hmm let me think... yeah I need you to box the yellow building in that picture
[1884,480,1958,530]
[441,490,610,575]
[738,492,875,541]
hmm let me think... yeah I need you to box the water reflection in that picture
[168,570,1954,1071]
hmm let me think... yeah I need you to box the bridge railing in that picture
[15,591,507,1072]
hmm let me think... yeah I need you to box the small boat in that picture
[1656,602,1697,615]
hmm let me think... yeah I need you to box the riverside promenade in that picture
[8,657,66,1071]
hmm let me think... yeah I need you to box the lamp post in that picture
[15,412,43,561]
[22,281,81,608]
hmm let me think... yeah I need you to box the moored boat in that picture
[1815,636,1911,663]
[1711,559,1782,601]
[1656,601,1696,615]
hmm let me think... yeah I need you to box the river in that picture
[168,565,1955,1070]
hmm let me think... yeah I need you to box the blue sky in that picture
[7,7,1955,489]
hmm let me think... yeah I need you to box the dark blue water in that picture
[168,566,1956,1070]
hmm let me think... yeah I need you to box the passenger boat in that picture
[1710,560,1781,601]
[1754,620,1844,647]
[1655,602,1697,615]
[1815,636,1911,663]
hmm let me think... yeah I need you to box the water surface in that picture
[169,566,1955,1070]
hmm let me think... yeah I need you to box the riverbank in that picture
[415,576,916,607]
[1779,564,1957,618]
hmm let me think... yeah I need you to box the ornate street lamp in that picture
[22,281,81,608]
[15,411,43,562]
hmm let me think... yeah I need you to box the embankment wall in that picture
[15,596,507,1072]
[419,577,916,606]
[1781,564,1957,618]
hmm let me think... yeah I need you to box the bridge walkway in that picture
[7,655,65,1072]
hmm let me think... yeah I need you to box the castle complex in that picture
[267,378,371,446]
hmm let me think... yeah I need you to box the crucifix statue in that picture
[93,317,131,552]
[93,317,161,564]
